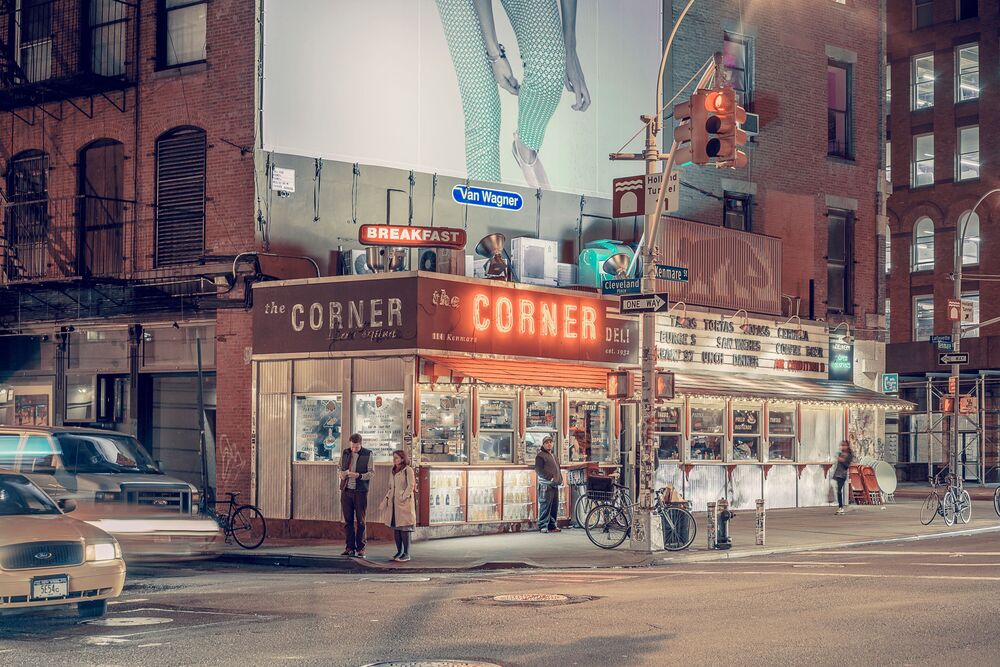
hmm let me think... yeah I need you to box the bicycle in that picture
[584,488,697,551]
[572,473,630,528]
[212,491,267,549]
[920,469,972,527]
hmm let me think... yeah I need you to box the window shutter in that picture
[155,127,205,266]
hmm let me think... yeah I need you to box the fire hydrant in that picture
[715,497,735,550]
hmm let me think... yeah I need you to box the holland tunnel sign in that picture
[253,275,638,365]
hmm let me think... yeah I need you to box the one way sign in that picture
[620,293,670,315]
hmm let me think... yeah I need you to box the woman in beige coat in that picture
[381,449,417,562]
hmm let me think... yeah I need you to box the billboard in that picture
[261,0,662,197]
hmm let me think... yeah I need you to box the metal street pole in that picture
[951,188,1000,486]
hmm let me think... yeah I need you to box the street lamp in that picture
[950,188,1000,486]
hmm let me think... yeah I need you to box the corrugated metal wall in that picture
[729,465,762,511]
[354,357,411,392]
[656,217,782,316]
[291,465,339,521]
[764,465,798,509]
[257,361,292,519]
[293,359,348,393]
[686,466,727,512]
[798,465,834,507]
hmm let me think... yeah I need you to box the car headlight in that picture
[86,541,122,561]
[190,490,201,508]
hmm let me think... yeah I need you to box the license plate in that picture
[31,575,68,600]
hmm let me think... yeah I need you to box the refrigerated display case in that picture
[426,469,466,524]
[502,469,536,521]
[467,469,502,522]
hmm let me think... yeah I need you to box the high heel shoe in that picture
[512,133,550,190]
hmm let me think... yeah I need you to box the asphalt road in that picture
[3,533,1000,667]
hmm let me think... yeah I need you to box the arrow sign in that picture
[938,352,969,365]
[620,293,670,315]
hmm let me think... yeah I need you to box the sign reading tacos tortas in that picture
[253,274,638,365]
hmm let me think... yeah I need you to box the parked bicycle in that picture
[571,469,629,528]
[211,491,267,549]
[584,484,697,551]
[919,468,972,527]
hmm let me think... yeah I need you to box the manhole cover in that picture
[361,576,433,583]
[493,594,568,603]
[362,662,502,667]
[84,616,174,627]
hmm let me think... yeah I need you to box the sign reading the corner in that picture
[359,224,467,250]
[452,185,523,211]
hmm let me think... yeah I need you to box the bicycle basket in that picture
[586,476,614,493]
[586,490,617,504]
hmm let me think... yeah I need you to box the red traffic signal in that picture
[703,87,748,168]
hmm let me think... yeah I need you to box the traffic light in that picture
[703,87,748,168]
[672,91,709,166]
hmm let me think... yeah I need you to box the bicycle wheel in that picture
[919,492,940,525]
[994,487,1000,518]
[584,504,629,549]
[573,493,594,528]
[660,507,697,551]
[941,492,956,527]
[958,489,972,524]
[231,505,267,549]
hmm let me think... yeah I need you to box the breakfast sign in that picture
[253,274,638,365]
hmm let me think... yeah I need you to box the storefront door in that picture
[139,374,217,488]
[960,431,979,482]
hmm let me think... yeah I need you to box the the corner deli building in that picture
[250,272,636,538]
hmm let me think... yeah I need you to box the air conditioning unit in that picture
[510,237,557,286]
[343,249,374,275]
[418,248,464,275]
[557,263,577,286]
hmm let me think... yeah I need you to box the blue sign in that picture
[452,185,523,211]
[881,373,899,394]
[930,334,953,351]
[828,337,854,382]
[602,278,642,295]
[655,264,689,282]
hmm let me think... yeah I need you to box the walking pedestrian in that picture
[535,435,562,533]
[339,433,373,557]
[380,449,417,563]
[832,440,854,515]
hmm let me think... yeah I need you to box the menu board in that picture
[526,400,557,429]
[352,393,404,462]
[690,406,724,433]
[293,395,342,461]
[769,410,795,435]
[569,400,611,462]
[653,406,682,432]
[733,409,761,434]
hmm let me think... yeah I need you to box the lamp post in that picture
[950,188,1000,485]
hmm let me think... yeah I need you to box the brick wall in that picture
[214,308,253,501]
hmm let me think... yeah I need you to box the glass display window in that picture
[689,403,724,461]
[420,391,469,463]
[478,396,515,463]
[767,405,796,461]
[351,393,404,463]
[428,469,465,524]
[525,398,558,462]
[731,404,762,461]
[503,469,536,521]
[568,399,612,462]
[293,395,342,462]
[654,404,683,462]
[467,469,502,522]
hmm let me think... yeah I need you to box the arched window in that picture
[5,149,49,280]
[957,210,980,266]
[155,126,206,267]
[911,217,934,271]
[78,139,125,277]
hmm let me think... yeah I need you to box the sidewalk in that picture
[217,499,1000,573]
[892,482,997,501]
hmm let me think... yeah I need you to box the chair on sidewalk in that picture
[848,465,867,505]
[860,465,884,506]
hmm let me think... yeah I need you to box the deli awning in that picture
[674,371,914,410]
[422,355,613,390]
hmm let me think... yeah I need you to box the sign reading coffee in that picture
[253,274,638,364]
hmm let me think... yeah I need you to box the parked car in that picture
[0,426,222,558]
[0,472,125,618]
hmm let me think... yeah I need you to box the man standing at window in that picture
[535,436,563,533]
[340,433,373,557]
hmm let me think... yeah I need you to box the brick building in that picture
[0,0,257,499]
[885,0,1000,481]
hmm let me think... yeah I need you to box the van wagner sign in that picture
[253,274,638,365]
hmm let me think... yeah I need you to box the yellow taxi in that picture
[0,472,125,618]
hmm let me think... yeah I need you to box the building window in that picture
[885,140,892,185]
[886,63,892,106]
[79,139,125,278]
[4,149,49,281]
[723,32,751,108]
[293,395,342,462]
[827,209,854,314]
[690,403,724,461]
[955,44,979,102]
[155,126,206,267]
[911,133,934,187]
[911,216,935,271]
[886,299,891,334]
[913,295,934,341]
[956,0,977,20]
[956,126,979,181]
[961,292,979,338]
[911,53,934,109]
[958,210,980,265]
[89,0,129,77]
[914,0,934,28]
[885,226,892,274]
[827,62,852,158]
[723,192,751,231]
[158,0,207,68]
[16,0,53,83]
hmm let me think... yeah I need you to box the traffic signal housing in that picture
[703,87,748,168]
[672,91,709,166]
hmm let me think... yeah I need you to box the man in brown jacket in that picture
[534,436,563,533]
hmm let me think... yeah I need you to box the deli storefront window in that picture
[293,395,342,462]
[525,398,558,462]
[654,404,683,462]
[420,392,469,463]
[569,399,612,462]
[478,396,515,463]
[352,393,404,463]
[732,404,762,461]
[690,404,724,461]
[767,406,796,461]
